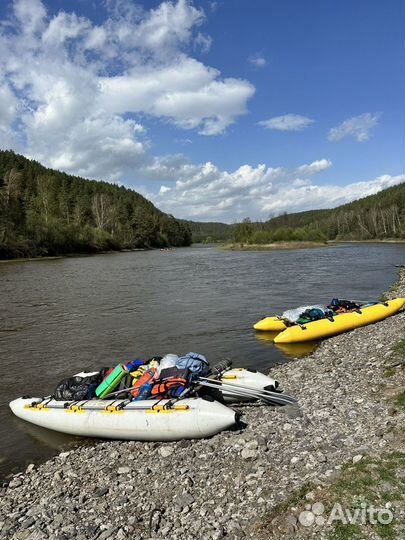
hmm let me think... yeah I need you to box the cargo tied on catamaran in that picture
[254,297,405,343]
[10,354,296,442]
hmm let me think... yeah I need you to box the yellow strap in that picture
[146,405,190,414]
[66,405,85,413]
[24,403,49,411]
[103,405,124,414]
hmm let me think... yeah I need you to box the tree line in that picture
[182,220,234,243]
[232,183,405,244]
[0,150,192,259]
[181,182,405,245]
[1,149,403,258]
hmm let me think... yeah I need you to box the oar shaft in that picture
[199,380,274,403]
[198,379,293,406]
[198,377,296,403]
[208,380,295,404]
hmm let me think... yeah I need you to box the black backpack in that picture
[53,371,105,401]
[327,298,360,311]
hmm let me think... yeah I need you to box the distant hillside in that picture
[182,220,234,242]
[0,150,191,259]
[2,149,403,258]
[232,182,405,244]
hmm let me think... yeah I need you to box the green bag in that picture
[95,364,128,399]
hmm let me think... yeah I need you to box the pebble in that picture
[241,448,257,460]
[158,446,174,458]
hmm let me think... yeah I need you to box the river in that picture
[0,243,404,479]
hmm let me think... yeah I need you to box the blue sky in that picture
[0,0,404,221]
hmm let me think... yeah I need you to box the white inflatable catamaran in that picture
[10,362,296,441]
[9,397,237,441]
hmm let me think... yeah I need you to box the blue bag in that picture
[125,359,144,372]
[175,352,209,377]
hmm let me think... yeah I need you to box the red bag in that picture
[130,368,156,398]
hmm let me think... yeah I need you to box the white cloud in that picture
[84,26,107,50]
[99,58,254,135]
[0,82,19,147]
[42,12,91,46]
[0,1,401,224]
[121,0,205,55]
[297,159,332,175]
[0,0,255,180]
[249,53,267,67]
[31,115,147,182]
[328,112,381,142]
[13,0,47,35]
[195,32,212,53]
[261,174,404,215]
[0,83,18,129]
[144,158,405,222]
[259,114,314,131]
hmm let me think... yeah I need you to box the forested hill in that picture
[1,149,403,258]
[232,182,405,244]
[0,150,191,259]
[272,182,404,239]
[182,220,234,243]
[183,181,405,244]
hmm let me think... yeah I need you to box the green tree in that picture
[233,217,253,243]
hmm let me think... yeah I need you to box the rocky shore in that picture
[1,273,405,540]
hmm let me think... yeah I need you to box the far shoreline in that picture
[1,239,403,263]
[221,238,405,251]
[221,241,328,251]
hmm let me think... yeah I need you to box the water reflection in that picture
[16,418,81,451]
[254,330,280,342]
[254,330,319,357]
[274,340,319,358]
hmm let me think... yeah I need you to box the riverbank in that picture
[330,239,405,244]
[1,275,404,540]
[0,248,148,264]
[222,241,327,251]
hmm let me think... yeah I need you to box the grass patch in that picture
[394,389,405,409]
[253,481,315,536]
[254,453,405,540]
[325,453,405,540]
[384,366,396,377]
[380,280,401,302]
[391,338,405,357]
[262,481,315,521]
[328,522,365,540]
[385,338,405,370]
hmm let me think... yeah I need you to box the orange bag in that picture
[130,368,156,398]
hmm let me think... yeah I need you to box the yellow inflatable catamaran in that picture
[254,298,405,343]
[254,316,289,332]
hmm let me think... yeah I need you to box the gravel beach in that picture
[1,272,405,540]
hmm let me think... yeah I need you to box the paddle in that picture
[197,377,296,406]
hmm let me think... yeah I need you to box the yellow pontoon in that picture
[274,298,405,343]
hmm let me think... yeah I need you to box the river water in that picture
[0,243,403,479]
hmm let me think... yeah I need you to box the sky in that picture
[0,0,404,222]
